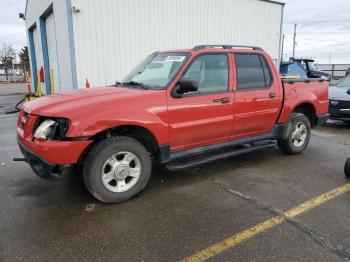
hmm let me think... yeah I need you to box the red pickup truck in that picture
[17,45,329,203]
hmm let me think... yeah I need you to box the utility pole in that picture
[281,34,285,63]
[292,23,297,58]
[11,57,15,82]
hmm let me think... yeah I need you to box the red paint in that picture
[16,111,91,164]
[277,80,329,124]
[17,47,328,165]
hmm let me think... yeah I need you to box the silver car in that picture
[329,75,350,123]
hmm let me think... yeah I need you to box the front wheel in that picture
[83,136,152,203]
[277,113,311,154]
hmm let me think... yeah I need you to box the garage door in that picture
[46,13,60,93]
[33,27,45,94]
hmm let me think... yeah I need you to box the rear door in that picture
[231,53,283,138]
[167,53,235,151]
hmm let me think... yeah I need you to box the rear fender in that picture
[278,95,318,124]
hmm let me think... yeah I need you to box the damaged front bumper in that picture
[17,140,64,180]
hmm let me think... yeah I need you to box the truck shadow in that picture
[13,146,280,206]
[324,119,350,129]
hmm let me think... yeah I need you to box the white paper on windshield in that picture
[165,56,186,62]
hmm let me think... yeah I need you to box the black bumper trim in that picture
[329,116,350,122]
[316,114,329,126]
[17,139,63,181]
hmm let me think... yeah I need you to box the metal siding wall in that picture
[71,0,283,88]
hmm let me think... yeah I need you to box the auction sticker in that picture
[165,56,186,62]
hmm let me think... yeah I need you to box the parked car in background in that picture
[346,67,350,76]
[329,75,350,123]
[280,58,330,79]
[16,45,329,203]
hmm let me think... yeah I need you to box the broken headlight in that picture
[33,118,70,140]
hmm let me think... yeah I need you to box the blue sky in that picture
[0,0,349,64]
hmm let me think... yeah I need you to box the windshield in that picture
[121,52,190,89]
[336,75,350,87]
[308,62,317,71]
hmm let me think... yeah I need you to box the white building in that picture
[25,0,284,94]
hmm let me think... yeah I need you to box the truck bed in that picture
[278,78,329,124]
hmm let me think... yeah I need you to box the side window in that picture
[235,54,273,90]
[183,54,229,94]
[260,56,272,86]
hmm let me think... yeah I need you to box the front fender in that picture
[66,109,169,145]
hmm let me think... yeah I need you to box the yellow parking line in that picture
[180,183,350,262]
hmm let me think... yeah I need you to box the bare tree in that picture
[0,44,16,81]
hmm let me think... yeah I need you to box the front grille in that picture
[329,100,350,109]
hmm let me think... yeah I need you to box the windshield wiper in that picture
[114,81,122,87]
[122,81,149,89]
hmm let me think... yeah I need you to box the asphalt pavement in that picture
[0,94,349,262]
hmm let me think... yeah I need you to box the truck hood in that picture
[329,85,350,101]
[23,87,162,117]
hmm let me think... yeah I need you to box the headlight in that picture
[34,119,57,140]
[33,118,69,140]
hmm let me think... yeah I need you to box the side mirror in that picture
[173,80,198,97]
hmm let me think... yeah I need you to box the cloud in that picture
[0,0,26,51]
[282,0,350,64]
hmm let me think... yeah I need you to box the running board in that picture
[165,142,277,171]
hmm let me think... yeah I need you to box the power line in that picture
[295,32,350,34]
[284,51,350,54]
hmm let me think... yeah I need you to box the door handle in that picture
[269,93,277,98]
[213,97,231,103]
[221,97,230,103]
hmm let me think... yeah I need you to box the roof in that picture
[25,0,285,17]
[159,45,265,54]
[290,58,315,62]
[259,0,285,6]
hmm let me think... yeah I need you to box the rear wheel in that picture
[278,113,311,154]
[83,136,152,203]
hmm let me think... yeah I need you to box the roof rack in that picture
[192,45,263,51]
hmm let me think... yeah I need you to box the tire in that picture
[345,159,350,178]
[83,136,152,203]
[277,113,311,154]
